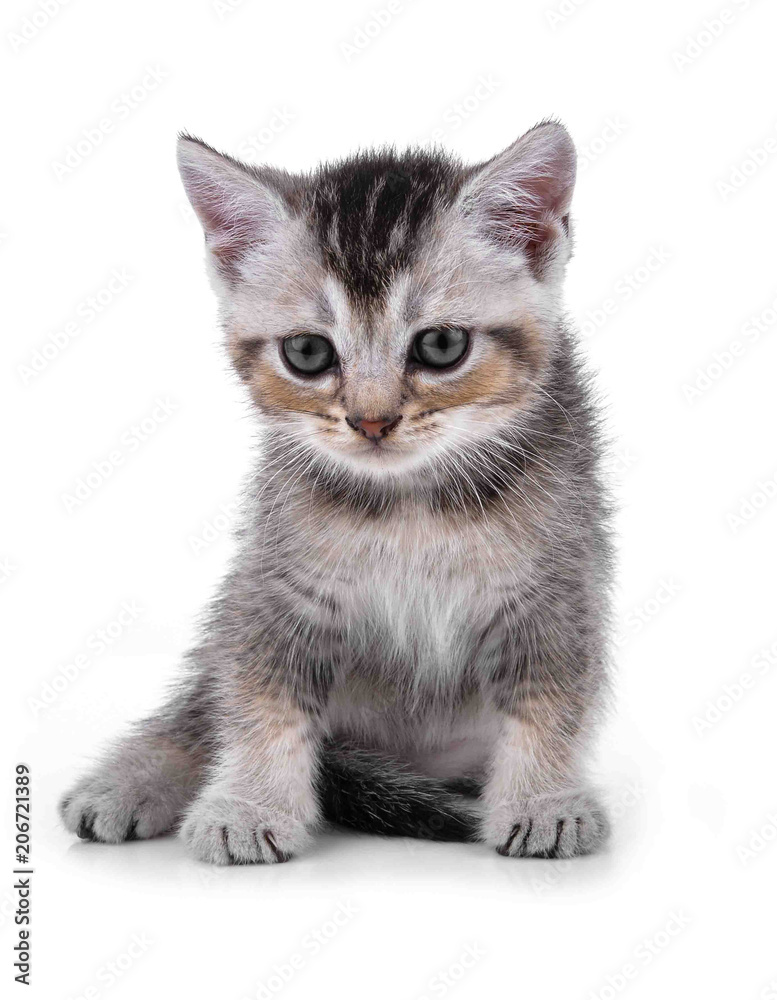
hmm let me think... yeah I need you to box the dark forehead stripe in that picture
[308,148,464,304]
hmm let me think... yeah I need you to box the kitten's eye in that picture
[282,334,336,375]
[412,327,469,369]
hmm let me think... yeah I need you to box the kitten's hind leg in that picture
[59,724,205,844]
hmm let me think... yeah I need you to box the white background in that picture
[3,0,777,997]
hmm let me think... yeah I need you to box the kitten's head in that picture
[178,123,576,484]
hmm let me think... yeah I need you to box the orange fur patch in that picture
[250,356,335,416]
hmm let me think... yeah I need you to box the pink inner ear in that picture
[466,124,576,273]
[478,177,565,261]
[185,174,268,267]
[178,140,283,272]
[204,196,265,266]
[524,165,575,217]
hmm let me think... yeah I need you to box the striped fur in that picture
[60,122,613,863]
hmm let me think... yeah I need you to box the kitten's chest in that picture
[313,514,527,676]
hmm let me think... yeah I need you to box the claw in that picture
[497,823,522,857]
[76,813,98,842]
[220,826,236,865]
[263,830,290,863]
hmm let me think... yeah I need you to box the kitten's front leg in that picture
[481,694,609,859]
[180,684,321,865]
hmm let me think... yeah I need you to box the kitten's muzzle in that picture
[345,414,403,442]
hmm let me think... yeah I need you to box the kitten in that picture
[60,121,613,863]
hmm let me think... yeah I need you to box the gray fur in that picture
[60,122,613,863]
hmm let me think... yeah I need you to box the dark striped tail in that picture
[317,740,479,842]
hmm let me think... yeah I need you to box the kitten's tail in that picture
[317,740,480,842]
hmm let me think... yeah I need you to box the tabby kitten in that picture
[60,121,612,863]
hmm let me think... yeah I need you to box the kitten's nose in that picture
[347,415,402,441]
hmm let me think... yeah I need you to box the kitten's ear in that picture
[460,121,576,280]
[177,134,290,275]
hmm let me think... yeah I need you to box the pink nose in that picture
[350,415,402,440]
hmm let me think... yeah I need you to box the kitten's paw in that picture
[483,789,609,859]
[179,794,313,865]
[59,774,181,844]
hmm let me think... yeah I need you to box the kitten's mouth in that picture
[349,435,412,466]
[358,438,395,456]
[324,433,432,477]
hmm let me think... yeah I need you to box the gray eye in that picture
[412,327,469,369]
[282,334,336,375]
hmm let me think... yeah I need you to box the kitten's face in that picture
[178,126,576,482]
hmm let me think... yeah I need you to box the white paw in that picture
[59,773,183,844]
[179,793,314,865]
[482,789,609,858]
